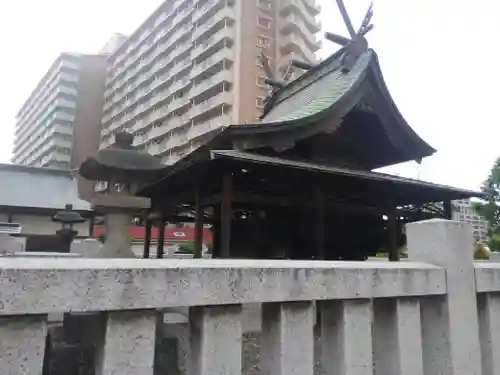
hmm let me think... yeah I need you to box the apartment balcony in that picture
[58,85,78,97]
[166,114,191,133]
[281,13,322,49]
[192,6,236,42]
[189,69,233,100]
[60,58,81,71]
[191,47,234,78]
[50,151,72,164]
[279,0,321,32]
[192,0,224,23]
[149,107,171,126]
[191,27,235,61]
[170,76,191,95]
[170,24,193,49]
[170,57,192,79]
[132,132,150,147]
[163,131,189,151]
[279,34,319,64]
[147,142,166,156]
[149,122,170,140]
[189,90,233,120]
[302,0,321,14]
[169,96,189,113]
[187,114,231,140]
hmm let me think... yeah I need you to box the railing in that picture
[0,219,499,374]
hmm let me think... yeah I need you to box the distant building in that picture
[452,199,488,242]
[12,53,107,196]
[0,164,93,250]
[100,0,322,164]
[100,34,128,54]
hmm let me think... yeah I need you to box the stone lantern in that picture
[78,131,164,258]
[52,204,86,253]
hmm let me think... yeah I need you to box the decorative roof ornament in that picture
[325,0,374,72]
[259,51,314,92]
[259,51,313,119]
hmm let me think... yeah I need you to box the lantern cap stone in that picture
[52,204,86,224]
[78,131,165,183]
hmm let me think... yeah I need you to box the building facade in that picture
[101,0,322,165]
[12,53,107,172]
[452,199,488,242]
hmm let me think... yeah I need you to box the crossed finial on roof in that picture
[326,0,374,72]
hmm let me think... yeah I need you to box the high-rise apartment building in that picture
[452,199,488,243]
[101,0,322,165]
[12,53,107,172]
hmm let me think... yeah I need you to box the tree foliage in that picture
[473,157,500,240]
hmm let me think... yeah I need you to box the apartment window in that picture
[257,76,267,86]
[257,36,270,48]
[258,16,272,29]
[257,0,272,9]
[256,96,266,108]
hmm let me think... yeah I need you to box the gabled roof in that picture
[225,48,436,167]
[148,47,436,179]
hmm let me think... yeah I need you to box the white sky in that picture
[0,0,498,190]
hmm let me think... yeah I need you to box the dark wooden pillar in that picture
[443,200,453,219]
[88,215,95,237]
[143,219,152,259]
[212,205,221,258]
[156,217,166,259]
[388,207,399,262]
[194,190,203,258]
[220,174,232,258]
[314,188,325,260]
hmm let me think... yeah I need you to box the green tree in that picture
[488,234,500,252]
[473,157,500,236]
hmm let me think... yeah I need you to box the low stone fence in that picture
[0,219,499,375]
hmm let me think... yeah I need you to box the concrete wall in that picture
[1,220,499,375]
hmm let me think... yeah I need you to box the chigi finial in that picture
[325,0,374,72]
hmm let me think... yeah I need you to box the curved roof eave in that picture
[228,50,436,163]
[366,51,436,159]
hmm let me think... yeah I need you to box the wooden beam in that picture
[220,174,233,258]
[143,219,152,259]
[194,190,203,258]
[202,192,438,220]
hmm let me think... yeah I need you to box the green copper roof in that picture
[260,51,372,125]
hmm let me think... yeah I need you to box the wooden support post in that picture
[314,188,325,260]
[212,205,221,258]
[388,207,399,262]
[156,217,166,259]
[194,190,203,258]
[443,200,453,219]
[88,215,95,237]
[220,174,232,258]
[143,219,152,259]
